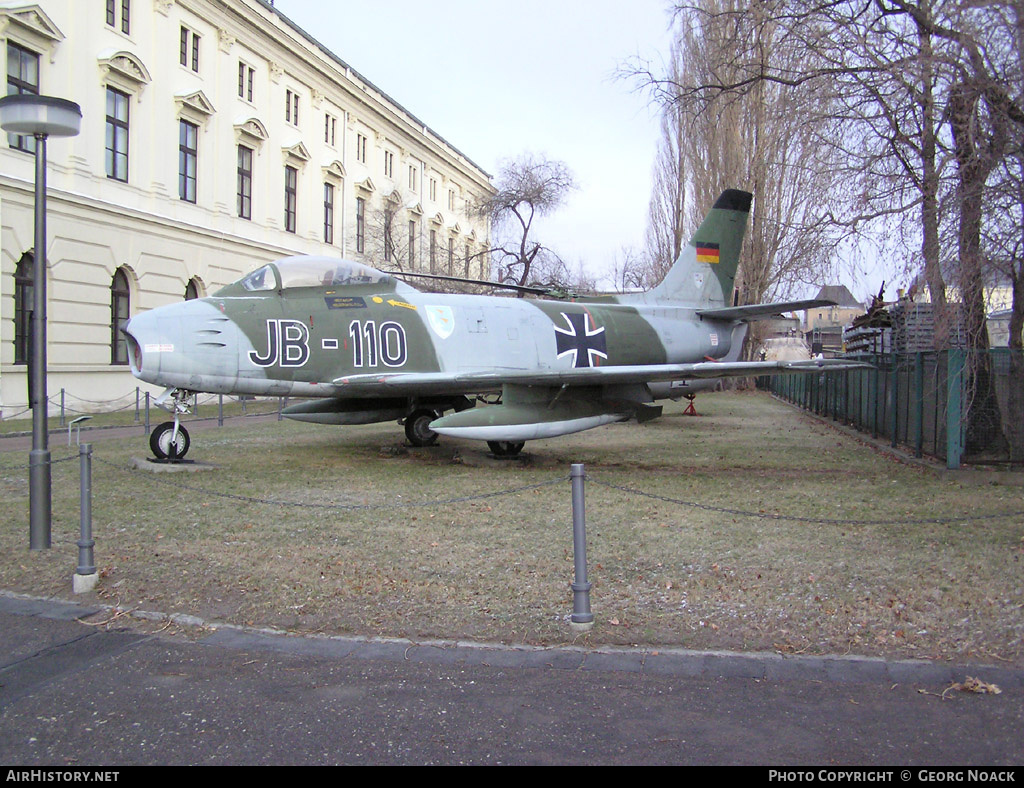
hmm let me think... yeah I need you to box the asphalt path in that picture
[1,594,1021,766]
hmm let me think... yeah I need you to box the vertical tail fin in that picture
[646,189,752,306]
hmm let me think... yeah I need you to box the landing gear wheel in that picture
[150,421,191,460]
[404,409,439,446]
[487,441,525,458]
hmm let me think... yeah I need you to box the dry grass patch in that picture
[1,390,1022,665]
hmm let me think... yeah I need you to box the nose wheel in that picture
[150,388,194,460]
[150,421,191,460]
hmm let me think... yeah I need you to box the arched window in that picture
[184,278,201,300]
[111,268,130,364]
[14,253,33,365]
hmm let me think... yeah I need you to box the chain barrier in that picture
[2,443,1020,526]
[93,455,566,511]
[50,390,140,407]
[2,389,281,428]
[0,454,81,472]
[587,476,1024,526]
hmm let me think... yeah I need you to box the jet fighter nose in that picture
[123,299,242,392]
[123,308,164,383]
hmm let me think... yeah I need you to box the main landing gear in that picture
[404,408,439,447]
[150,388,193,461]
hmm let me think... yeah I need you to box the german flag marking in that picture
[696,242,720,264]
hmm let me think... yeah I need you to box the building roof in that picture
[253,0,491,180]
[813,285,861,308]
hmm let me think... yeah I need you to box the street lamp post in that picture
[0,94,82,550]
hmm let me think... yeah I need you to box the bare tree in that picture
[475,154,576,293]
[639,0,846,354]
[632,0,1024,456]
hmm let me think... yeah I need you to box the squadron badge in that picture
[425,305,456,340]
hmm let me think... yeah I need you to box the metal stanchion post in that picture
[73,443,98,594]
[218,394,224,427]
[569,463,594,630]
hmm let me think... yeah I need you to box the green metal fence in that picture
[759,350,1023,468]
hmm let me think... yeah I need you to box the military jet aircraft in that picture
[125,189,859,459]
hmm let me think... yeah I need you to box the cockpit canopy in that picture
[218,255,415,296]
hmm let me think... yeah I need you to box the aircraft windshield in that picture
[239,264,278,292]
[274,257,393,290]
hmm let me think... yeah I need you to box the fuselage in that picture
[124,256,735,400]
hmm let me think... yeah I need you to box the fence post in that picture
[889,356,898,448]
[946,349,965,469]
[135,387,140,423]
[569,463,594,630]
[914,353,924,458]
[73,443,98,594]
[218,394,224,427]
[144,392,151,435]
[60,388,65,427]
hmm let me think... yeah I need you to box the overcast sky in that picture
[273,0,674,286]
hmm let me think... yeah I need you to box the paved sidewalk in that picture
[1,594,1021,765]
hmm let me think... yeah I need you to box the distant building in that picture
[1,0,494,416]
[804,285,863,356]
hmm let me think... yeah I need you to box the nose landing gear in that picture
[150,388,194,461]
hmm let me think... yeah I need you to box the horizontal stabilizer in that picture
[697,299,837,321]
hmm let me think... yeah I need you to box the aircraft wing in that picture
[697,299,837,321]
[332,358,869,396]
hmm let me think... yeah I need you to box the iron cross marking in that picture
[554,312,608,368]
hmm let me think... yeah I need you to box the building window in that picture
[106,0,130,34]
[324,113,336,146]
[284,165,297,233]
[6,42,40,153]
[185,278,200,301]
[285,89,299,126]
[178,120,197,203]
[429,229,437,273]
[383,208,394,263]
[355,197,365,253]
[179,26,200,72]
[429,178,437,202]
[237,144,252,219]
[355,133,367,163]
[238,61,254,102]
[111,268,130,365]
[105,87,129,182]
[13,253,32,365]
[323,183,335,244]
[408,165,417,191]
[383,150,393,178]
[448,189,455,211]
[408,220,416,266]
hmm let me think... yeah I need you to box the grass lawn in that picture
[1,390,1021,666]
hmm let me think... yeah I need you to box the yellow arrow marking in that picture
[387,299,417,310]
